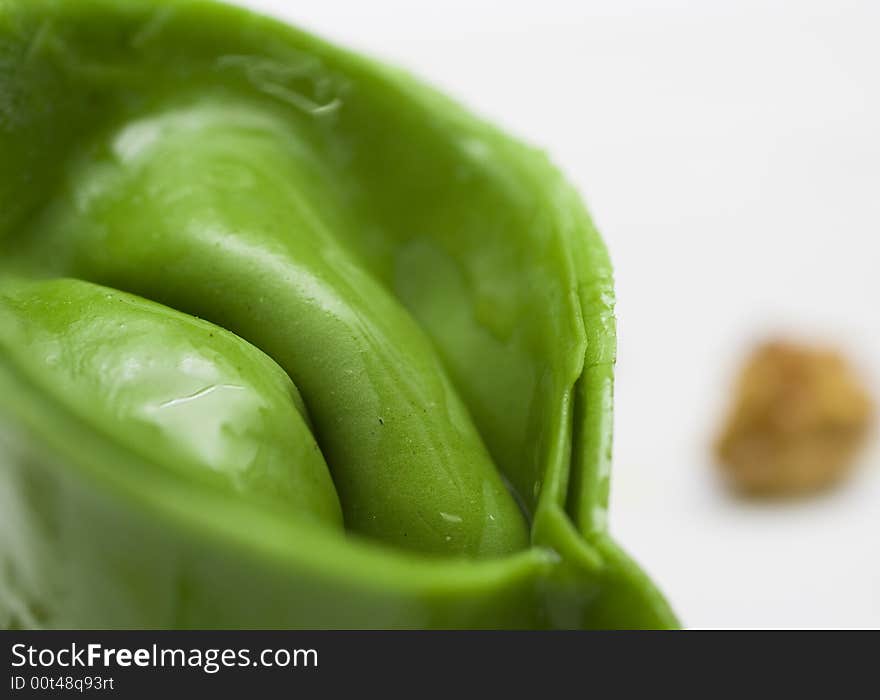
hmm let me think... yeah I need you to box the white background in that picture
[236,0,880,628]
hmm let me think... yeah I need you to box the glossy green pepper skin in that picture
[0,0,677,628]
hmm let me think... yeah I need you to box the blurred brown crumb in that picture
[715,340,874,496]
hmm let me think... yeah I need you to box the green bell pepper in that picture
[0,0,677,628]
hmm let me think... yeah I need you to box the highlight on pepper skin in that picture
[0,0,677,630]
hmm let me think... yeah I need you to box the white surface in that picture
[237,0,880,628]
